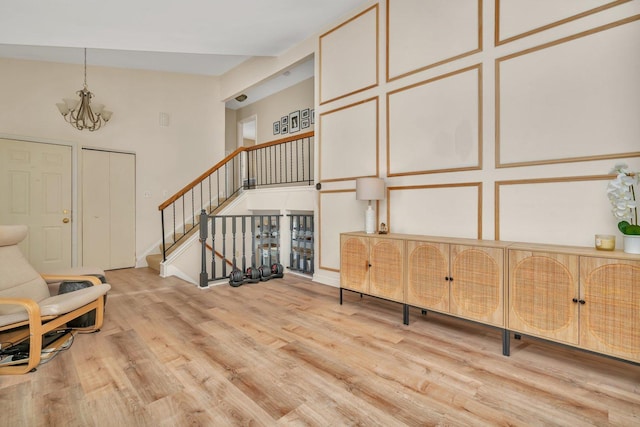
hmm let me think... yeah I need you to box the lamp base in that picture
[365,205,376,234]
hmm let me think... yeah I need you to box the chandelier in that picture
[56,48,112,131]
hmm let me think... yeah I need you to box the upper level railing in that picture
[158,131,314,261]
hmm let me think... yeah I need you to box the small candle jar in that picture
[595,234,615,251]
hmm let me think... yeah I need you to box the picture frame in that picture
[301,108,310,119]
[281,115,288,126]
[281,124,288,134]
[310,109,315,124]
[301,117,310,129]
[273,121,280,135]
[289,110,300,133]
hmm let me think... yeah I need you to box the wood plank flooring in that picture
[1,267,639,426]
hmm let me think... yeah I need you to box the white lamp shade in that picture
[356,177,385,201]
[63,98,80,111]
[56,103,69,115]
[92,103,105,114]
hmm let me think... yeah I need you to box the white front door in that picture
[0,138,73,272]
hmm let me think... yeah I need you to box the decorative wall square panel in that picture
[388,184,481,238]
[320,97,378,182]
[320,190,363,271]
[387,65,481,176]
[387,0,481,81]
[496,0,630,45]
[496,176,614,247]
[497,17,640,167]
[320,5,378,104]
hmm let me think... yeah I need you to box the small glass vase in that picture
[623,235,640,254]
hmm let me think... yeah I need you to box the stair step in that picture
[146,254,163,272]
[152,193,238,275]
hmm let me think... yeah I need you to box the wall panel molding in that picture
[387,0,482,82]
[496,15,640,168]
[495,175,614,246]
[495,0,631,46]
[319,4,379,105]
[388,183,482,239]
[320,97,379,182]
[387,64,482,177]
[319,189,361,272]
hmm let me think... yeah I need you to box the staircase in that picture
[151,131,315,278]
[146,195,237,272]
[145,228,194,272]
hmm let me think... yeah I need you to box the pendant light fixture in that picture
[56,48,112,131]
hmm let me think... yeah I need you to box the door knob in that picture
[62,218,70,223]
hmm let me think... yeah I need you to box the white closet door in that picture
[82,149,135,270]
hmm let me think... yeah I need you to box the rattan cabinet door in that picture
[369,238,404,302]
[340,235,369,293]
[450,245,504,326]
[579,257,640,363]
[406,241,449,312]
[508,250,579,345]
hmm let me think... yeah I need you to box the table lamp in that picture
[356,177,385,234]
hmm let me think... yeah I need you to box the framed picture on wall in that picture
[281,124,288,134]
[310,109,315,124]
[273,121,280,135]
[301,118,310,129]
[281,116,288,126]
[301,108,310,119]
[289,110,300,133]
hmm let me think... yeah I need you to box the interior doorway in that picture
[238,115,257,148]
[238,115,257,189]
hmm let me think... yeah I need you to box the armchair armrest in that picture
[0,298,46,374]
[41,274,103,286]
[0,297,43,329]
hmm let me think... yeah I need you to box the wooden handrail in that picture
[245,130,315,151]
[158,131,315,211]
[206,243,234,267]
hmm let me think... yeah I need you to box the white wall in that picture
[313,0,640,287]
[217,1,640,288]
[0,58,226,267]
[235,77,315,144]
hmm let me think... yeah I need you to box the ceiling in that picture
[0,0,368,105]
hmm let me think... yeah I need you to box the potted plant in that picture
[607,163,640,254]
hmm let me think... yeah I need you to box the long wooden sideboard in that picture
[340,232,640,364]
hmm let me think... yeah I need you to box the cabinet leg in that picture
[502,330,510,356]
[403,304,409,325]
[360,293,363,298]
[421,309,427,316]
[339,288,343,305]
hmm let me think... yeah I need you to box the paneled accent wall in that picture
[319,97,379,182]
[319,4,379,104]
[496,16,640,167]
[318,190,365,272]
[315,0,640,278]
[495,0,631,45]
[388,183,482,239]
[386,0,482,81]
[495,176,612,246]
[387,65,482,176]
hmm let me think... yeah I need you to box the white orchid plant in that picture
[607,163,639,235]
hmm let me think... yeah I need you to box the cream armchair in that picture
[0,225,110,375]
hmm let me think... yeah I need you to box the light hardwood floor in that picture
[1,268,638,426]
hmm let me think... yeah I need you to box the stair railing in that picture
[199,211,283,286]
[158,131,314,261]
